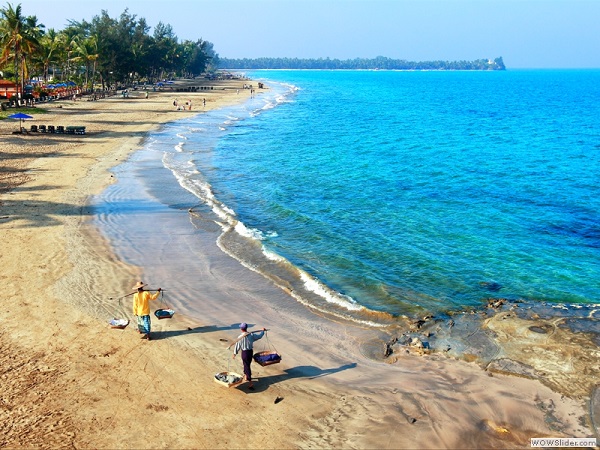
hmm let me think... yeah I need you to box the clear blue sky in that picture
[17,0,600,68]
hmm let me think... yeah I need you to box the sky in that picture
[16,0,600,68]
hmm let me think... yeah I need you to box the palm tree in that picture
[35,28,62,84]
[71,34,99,91]
[0,3,44,100]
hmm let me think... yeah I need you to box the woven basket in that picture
[214,371,244,387]
[253,351,282,367]
[154,309,174,319]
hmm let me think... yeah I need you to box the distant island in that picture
[218,56,506,71]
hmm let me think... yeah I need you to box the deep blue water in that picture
[100,70,600,319]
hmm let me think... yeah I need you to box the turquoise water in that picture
[98,70,600,320]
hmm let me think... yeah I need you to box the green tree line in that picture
[219,56,506,71]
[0,2,219,97]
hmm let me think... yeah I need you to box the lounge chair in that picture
[47,125,56,133]
[56,125,65,133]
[66,126,86,135]
[30,125,38,132]
[39,125,47,133]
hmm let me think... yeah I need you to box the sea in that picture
[93,69,600,327]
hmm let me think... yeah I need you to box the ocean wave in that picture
[178,168,394,328]
[298,271,362,311]
[212,224,393,328]
[160,77,397,328]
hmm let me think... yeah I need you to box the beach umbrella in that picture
[8,112,33,131]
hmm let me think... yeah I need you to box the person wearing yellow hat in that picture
[132,281,161,340]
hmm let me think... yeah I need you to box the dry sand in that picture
[0,79,598,449]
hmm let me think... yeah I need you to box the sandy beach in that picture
[1,78,598,449]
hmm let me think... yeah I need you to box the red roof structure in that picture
[0,80,17,98]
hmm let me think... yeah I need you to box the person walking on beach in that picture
[232,322,266,389]
[132,281,161,340]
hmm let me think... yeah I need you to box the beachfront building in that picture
[0,79,17,99]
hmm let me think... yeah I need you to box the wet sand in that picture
[0,78,598,449]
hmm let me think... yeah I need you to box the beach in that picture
[1,78,598,449]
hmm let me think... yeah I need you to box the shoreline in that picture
[1,78,598,448]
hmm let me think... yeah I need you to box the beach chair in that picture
[56,125,65,133]
[47,125,56,133]
[38,125,46,133]
[30,125,38,132]
[69,126,86,135]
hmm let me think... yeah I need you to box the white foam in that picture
[287,289,388,328]
[234,221,265,241]
[214,234,387,329]
[299,271,363,312]
[263,246,285,262]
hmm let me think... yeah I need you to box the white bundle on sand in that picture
[109,318,129,329]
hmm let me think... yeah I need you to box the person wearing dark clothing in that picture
[232,322,266,389]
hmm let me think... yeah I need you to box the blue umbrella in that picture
[9,112,33,131]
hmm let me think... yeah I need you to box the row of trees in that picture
[219,56,506,71]
[0,2,219,98]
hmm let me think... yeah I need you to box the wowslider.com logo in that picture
[530,437,597,448]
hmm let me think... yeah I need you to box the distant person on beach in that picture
[132,281,161,340]
[232,323,266,389]
[203,98,206,107]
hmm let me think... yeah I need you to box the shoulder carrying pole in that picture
[118,288,165,299]
[227,329,269,349]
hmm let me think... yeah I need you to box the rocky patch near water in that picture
[376,297,600,434]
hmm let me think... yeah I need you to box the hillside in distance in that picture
[218,56,506,70]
